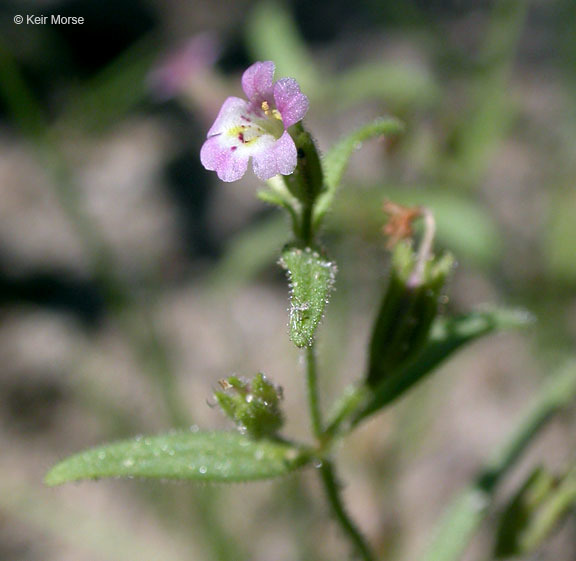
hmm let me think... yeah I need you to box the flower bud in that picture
[214,373,284,439]
[366,240,453,387]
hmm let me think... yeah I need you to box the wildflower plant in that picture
[46,61,563,561]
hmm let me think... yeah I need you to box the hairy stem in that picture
[300,201,314,246]
[305,344,323,439]
[305,346,376,561]
[319,461,377,561]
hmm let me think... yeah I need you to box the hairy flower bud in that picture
[366,240,454,387]
[214,373,284,439]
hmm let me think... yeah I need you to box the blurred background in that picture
[1,0,575,559]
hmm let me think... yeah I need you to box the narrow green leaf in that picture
[356,308,533,422]
[315,118,404,227]
[517,465,576,555]
[45,430,312,486]
[279,246,337,348]
[257,188,293,209]
[323,118,405,191]
[495,462,576,558]
[494,466,556,558]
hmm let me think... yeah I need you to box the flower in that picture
[200,61,309,182]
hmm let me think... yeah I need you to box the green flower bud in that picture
[214,373,284,439]
[366,240,454,387]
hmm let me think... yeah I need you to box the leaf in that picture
[323,117,405,191]
[279,246,337,348]
[257,189,293,209]
[517,466,576,555]
[314,118,404,227]
[494,466,555,558]
[45,430,312,486]
[495,463,576,558]
[355,308,534,422]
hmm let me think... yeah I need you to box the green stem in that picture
[324,384,369,440]
[304,347,376,561]
[319,461,377,561]
[305,344,323,439]
[300,200,314,246]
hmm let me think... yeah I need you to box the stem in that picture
[319,461,377,561]
[305,344,323,439]
[294,141,375,557]
[324,384,369,440]
[305,347,377,561]
[300,201,314,246]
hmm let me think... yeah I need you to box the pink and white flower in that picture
[200,61,309,182]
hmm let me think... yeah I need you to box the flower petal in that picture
[206,97,251,137]
[273,78,309,128]
[201,136,249,182]
[252,131,297,180]
[242,61,275,103]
